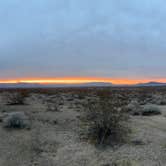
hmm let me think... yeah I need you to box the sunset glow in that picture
[0,77,166,85]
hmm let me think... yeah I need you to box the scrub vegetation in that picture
[0,86,165,165]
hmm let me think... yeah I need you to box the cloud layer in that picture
[0,0,166,80]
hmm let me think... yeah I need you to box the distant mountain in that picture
[0,81,166,88]
[45,82,113,87]
[77,82,113,87]
[0,83,44,88]
[136,81,166,87]
[0,82,113,88]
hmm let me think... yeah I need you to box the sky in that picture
[0,0,166,84]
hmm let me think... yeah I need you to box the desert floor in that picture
[0,91,166,166]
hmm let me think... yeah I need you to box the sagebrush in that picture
[81,94,130,145]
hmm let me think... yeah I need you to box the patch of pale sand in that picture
[0,127,33,166]
[51,142,99,166]
[156,105,166,116]
[25,101,84,165]
[52,142,165,166]
[134,116,166,134]
[127,115,166,165]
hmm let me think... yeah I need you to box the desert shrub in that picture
[77,94,85,100]
[150,94,164,105]
[81,95,130,145]
[157,95,166,105]
[3,112,30,129]
[46,102,59,112]
[159,100,166,105]
[137,91,153,105]
[45,95,63,112]
[45,98,61,112]
[4,92,27,105]
[141,105,161,116]
[148,94,166,105]
[125,100,142,116]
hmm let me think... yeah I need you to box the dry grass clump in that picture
[81,94,130,145]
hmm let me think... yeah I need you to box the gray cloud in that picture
[0,0,166,79]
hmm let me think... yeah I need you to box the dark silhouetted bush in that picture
[81,94,130,145]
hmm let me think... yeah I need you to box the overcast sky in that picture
[0,0,166,80]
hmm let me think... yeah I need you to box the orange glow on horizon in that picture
[0,77,166,85]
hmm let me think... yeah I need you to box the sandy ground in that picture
[0,93,166,166]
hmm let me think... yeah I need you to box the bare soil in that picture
[0,89,166,166]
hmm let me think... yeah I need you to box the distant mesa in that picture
[136,81,166,87]
[77,82,112,87]
[0,82,112,88]
[0,81,166,88]
[0,83,43,88]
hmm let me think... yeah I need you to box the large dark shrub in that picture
[81,95,130,145]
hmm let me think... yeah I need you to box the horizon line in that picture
[0,77,166,85]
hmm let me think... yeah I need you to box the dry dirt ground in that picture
[0,93,166,166]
